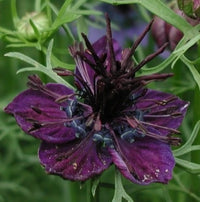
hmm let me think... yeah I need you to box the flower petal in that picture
[135,89,189,135]
[5,84,76,143]
[110,137,175,185]
[39,137,112,181]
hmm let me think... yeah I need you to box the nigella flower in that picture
[5,15,189,185]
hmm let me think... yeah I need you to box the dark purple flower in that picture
[5,16,189,185]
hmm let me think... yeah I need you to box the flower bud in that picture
[152,9,200,50]
[17,12,49,41]
[177,0,200,18]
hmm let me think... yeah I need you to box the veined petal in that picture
[5,84,76,144]
[39,137,112,181]
[135,89,189,135]
[110,137,174,185]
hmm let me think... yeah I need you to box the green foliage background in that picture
[0,0,200,201]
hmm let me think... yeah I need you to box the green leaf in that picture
[77,17,88,41]
[46,39,54,69]
[11,0,19,28]
[29,19,41,40]
[71,0,87,10]
[181,55,200,91]
[5,51,75,90]
[175,158,200,174]
[52,14,80,29]
[3,36,22,43]
[48,2,75,41]
[0,26,16,35]
[141,53,176,75]
[173,34,200,55]
[51,55,75,70]
[141,30,200,76]
[173,120,200,157]
[16,66,74,89]
[73,10,102,16]
[41,45,75,70]
[6,43,35,48]
[56,0,72,18]
[35,0,41,12]
[112,169,133,202]
[5,52,45,68]
[91,178,100,197]
[52,0,77,29]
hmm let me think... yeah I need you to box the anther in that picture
[55,94,74,103]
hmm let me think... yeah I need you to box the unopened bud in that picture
[17,12,49,41]
[152,9,200,50]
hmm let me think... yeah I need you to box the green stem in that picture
[112,169,134,202]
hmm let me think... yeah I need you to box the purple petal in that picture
[110,137,175,184]
[5,84,76,143]
[135,89,189,136]
[39,137,112,181]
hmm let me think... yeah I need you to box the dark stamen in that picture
[74,73,95,105]
[105,13,117,74]
[75,51,101,75]
[53,67,73,76]
[131,73,173,83]
[121,20,154,70]
[132,43,168,73]
[140,121,180,134]
[27,75,61,100]
[132,116,181,146]
[81,33,107,77]
[55,94,74,103]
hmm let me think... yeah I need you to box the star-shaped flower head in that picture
[5,15,189,185]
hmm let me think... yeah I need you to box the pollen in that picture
[72,162,78,170]
[142,174,153,182]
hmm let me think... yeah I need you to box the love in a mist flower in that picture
[5,15,189,185]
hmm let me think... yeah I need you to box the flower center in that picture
[61,100,88,138]
[93,127,114,148]
[62,98,146,147]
